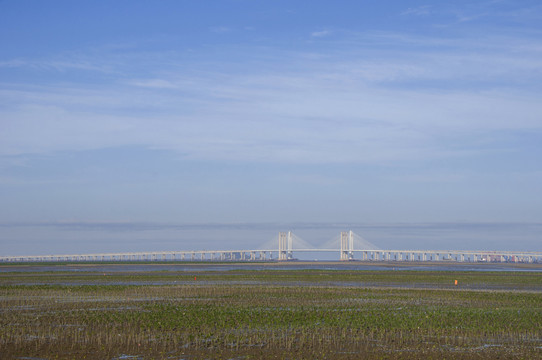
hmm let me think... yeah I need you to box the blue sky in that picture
[1,1,542,255]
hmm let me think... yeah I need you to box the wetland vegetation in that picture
[0,264,541,359]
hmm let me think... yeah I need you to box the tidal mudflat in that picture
[1,263,541,359]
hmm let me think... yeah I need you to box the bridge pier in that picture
[340,231,355,261]
[278,231,293,261]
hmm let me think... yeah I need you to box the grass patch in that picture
[0,268,540,359]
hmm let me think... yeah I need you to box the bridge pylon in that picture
[340,230,354,261]
[278,231,293,261]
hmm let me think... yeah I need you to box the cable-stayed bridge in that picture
[1,231,541,263]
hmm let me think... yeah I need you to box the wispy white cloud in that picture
[128,79,179,89]
[311,30,331,37]
[401,5,432,17]
[0,58,112,73]
[401,2,542,27]
[1,30,541,165]
[210,26,231,33]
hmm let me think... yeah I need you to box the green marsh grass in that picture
[0,268,540,359]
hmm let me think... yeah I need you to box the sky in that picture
[1,1,542,256]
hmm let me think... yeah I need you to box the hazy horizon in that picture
[2,221,541,257]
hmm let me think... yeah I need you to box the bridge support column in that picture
[340,231,354,261]
[278,231,293,261]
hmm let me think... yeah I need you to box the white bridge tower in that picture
[278,231,293,261]
[340,230,354,261]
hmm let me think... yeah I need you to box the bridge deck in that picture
[1,249,541,263]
